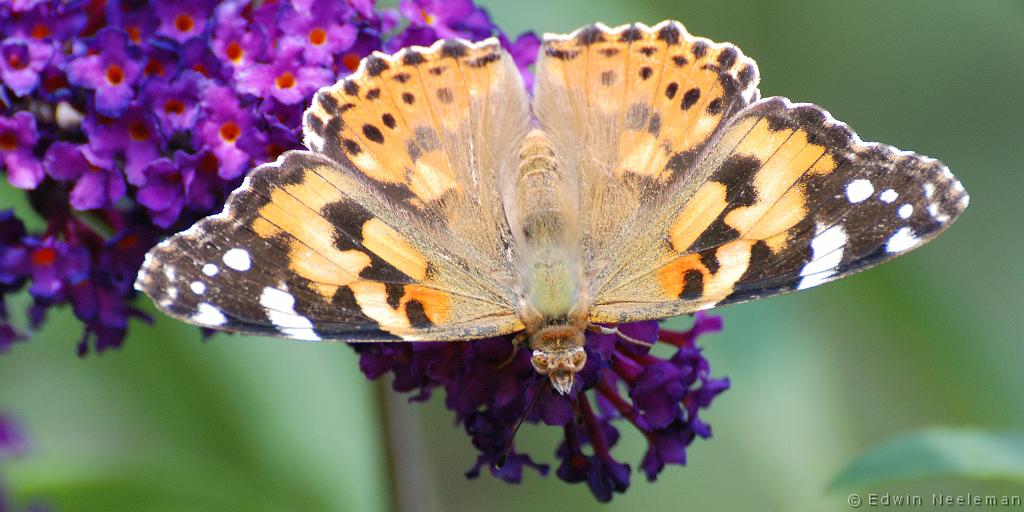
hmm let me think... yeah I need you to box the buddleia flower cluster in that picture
[0,0,538,354]
[0,0,729,501]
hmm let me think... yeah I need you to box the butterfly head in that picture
[528,325,587,395]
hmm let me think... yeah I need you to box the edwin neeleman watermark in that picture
[847,493,1023,508]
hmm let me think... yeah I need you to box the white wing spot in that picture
[845,179,874,203]
[797,224,847,290]
[886,227,921,253]
[163,266,176,281]
[259,286,321,340]
[223,248,251,271]
[202,263,219,276]
[190,281,206,294]
[192,303,227,326]
[879,189,898,203]
[898,204,913,219]
[167,286,178,300]
[923,182,935,198]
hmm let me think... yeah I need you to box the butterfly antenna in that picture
[496,379,547,469]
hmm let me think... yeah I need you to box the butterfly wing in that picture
[532,21,967,323]
[589,97,968,322]
[531,21,760,296]
[136,39,531,341]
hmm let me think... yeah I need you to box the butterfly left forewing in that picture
[590,96,968,323]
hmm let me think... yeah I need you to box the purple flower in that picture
[0,211,29,289]
[194,84,256,180]
[236,46,334,105]
[356,314,727,502]
[143,73,201,137]
[136,158,187,228]
[399,0,495,41]
[66,28,143,116]
[83,104,162,185]
[152,0,212,44]
[501,32,540,89]
[23,236,89,301]
[279,1,358,66]
[1,38,54,96]
[0,414,27,460]
[42,142,125,210]
[173,149,225,213]
[0,112,44,190]
[210,2,267,71]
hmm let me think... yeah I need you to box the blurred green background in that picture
[2,0,1023,510]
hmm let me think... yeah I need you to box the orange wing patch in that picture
[304,38,521,206]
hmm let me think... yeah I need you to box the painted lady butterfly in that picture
[136,21,968,394]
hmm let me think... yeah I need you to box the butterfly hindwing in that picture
[590,97,968,322]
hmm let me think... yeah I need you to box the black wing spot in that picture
[402,52,426,66]
[657,24,682,45]
[366,88,381,100]
[717,47,737,69]
[366,56,389,76]
[619,26,643,42]
[680,270,704,300]
[342,138,361,155]
[665,82,679,99]
[672,55,688,66]
[639,66,653,80]
[681,87,701,110]
[401,92,415,105]
[392,72,411,83]
[691,41,708,59]
[576,25,606,45]
[381,113,396,130]
[405,299,433,327]
[707,97,723,115]
[343,80,359,96]
[362,124,384,144]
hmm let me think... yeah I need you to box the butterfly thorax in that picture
[514,129,589,394]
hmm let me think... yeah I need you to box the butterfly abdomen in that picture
[514,130,582,321]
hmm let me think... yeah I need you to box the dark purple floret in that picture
[0,112,44,190]
[355,313,727,501]
[66,27,143,116]
[43,141,126,210]
[0,39,54,97]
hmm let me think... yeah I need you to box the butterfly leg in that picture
[499,332,528,368]
[587,324,655,348]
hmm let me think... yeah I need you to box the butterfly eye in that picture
[570,348,587,372]
[530,350,550,374]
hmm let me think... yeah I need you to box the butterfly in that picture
[135,21,968,395]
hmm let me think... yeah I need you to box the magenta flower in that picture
[399,0,495,40]
[143,73,201,137]
[0,38,54,97]
[66,28,143,116]
[135,158,187,228]
[210,2,267,72]
[0,111,44,189]
[193,84,255,180]
[279,0,358,66]
[43,142,126,210]
[152,0,213,44]
[83,105,161,185]
[236,46,334,105]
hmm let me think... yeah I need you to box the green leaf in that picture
[829,428,1024,492]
